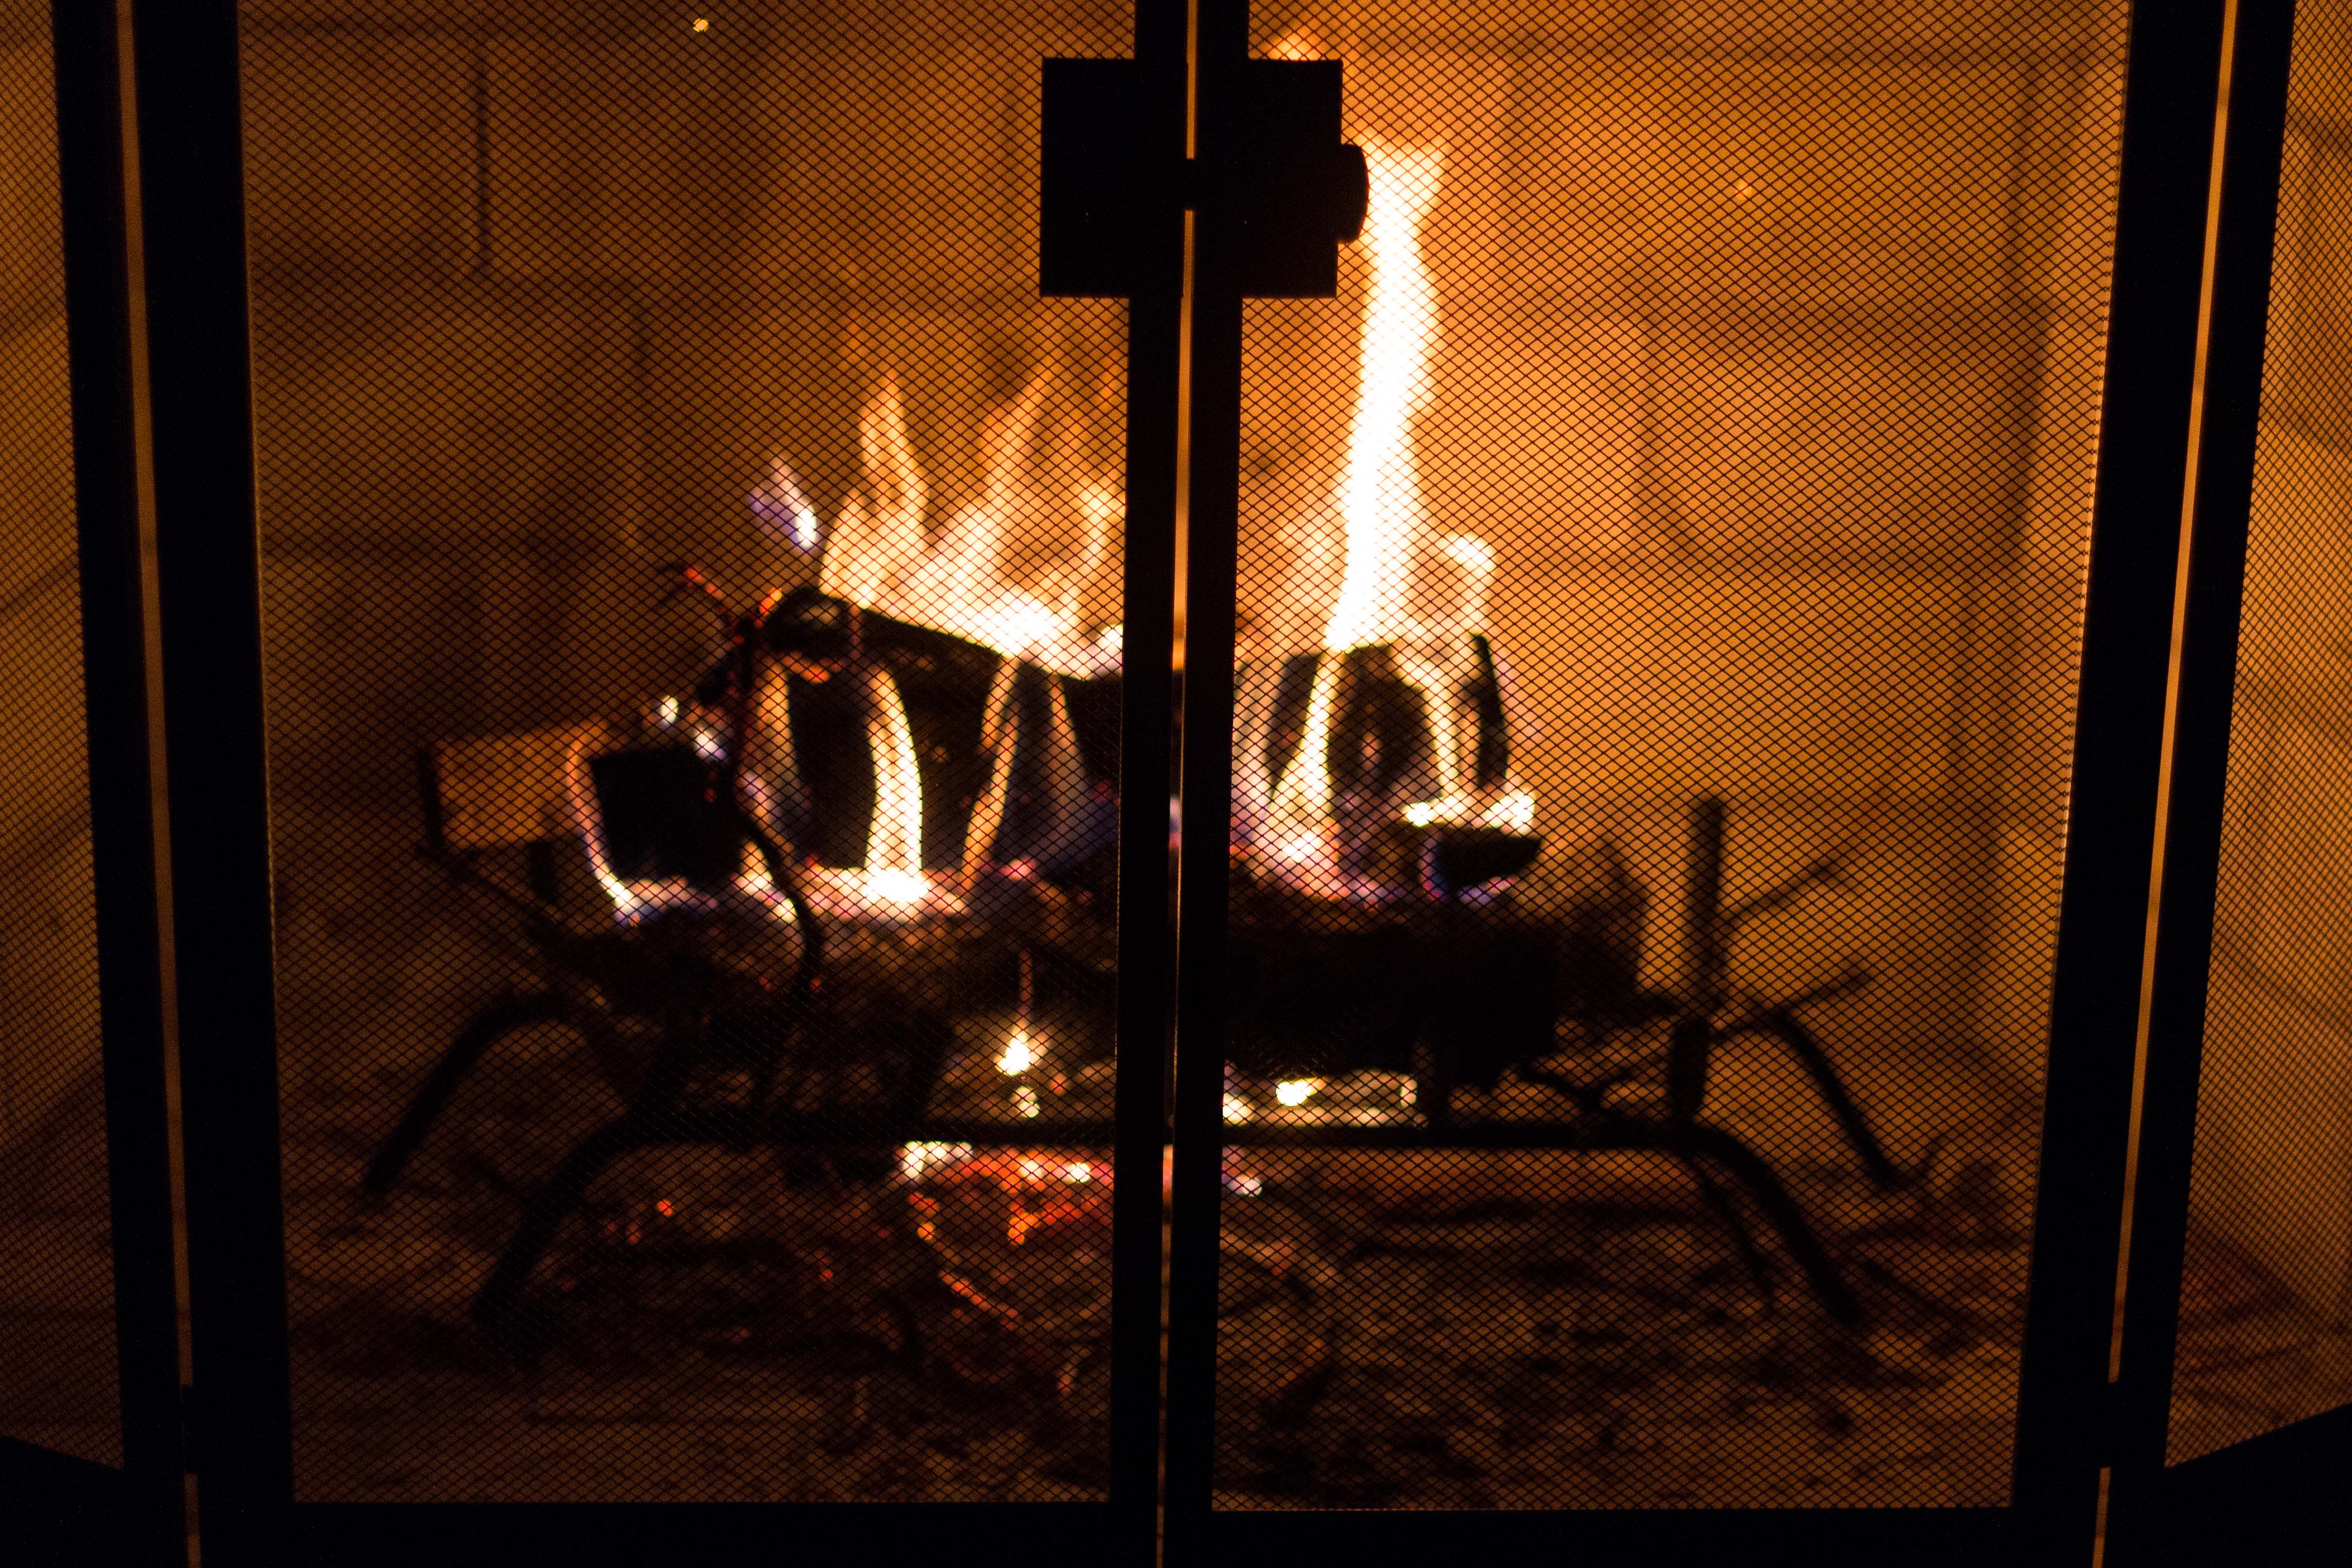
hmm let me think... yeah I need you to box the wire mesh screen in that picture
[239,0,1130,1502]
[2168,0,2352,1469]
[0,0,121,1472]
[1207,0,2126,1510]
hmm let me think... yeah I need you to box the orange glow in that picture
[996,950,1039,1075]
[1265,28,1322,62]
[1326,138,1443,654]
[816,374,1118,678]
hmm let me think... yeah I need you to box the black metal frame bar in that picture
[1163,0,1250,1555]
[1109,11,1189,1563]
[128,3,292,1559]
[2104,2,2352,1563]
[2000,0,2247,1548]
[4,3,187,1565]
[117,0,2272,1561]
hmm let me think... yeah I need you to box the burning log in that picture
[1222,849,1645,1094]
[737,587,1122,913]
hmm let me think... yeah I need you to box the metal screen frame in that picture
[2106,1,2352,1563]
[0,3,188,1568]
[115,0,2286,1564]
[0,2,186,1564]
[137,1,1181,1565]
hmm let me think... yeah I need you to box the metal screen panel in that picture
[238,0,1134,1503]
[2167,0,2352,1468]
[0,0,122,1473]
[1200,0,2127,1510]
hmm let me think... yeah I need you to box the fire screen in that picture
[240,0,1134,1502]
[1195,0,2128,1511]
[2166,0,2352,1467]
[229,0,2144,1521]
[0,0,121,1473]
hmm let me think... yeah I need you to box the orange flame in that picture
[800,360,1122,915]
[1326,138,1445,654]
[1251,139,1535,893]
[817,371,1120,679]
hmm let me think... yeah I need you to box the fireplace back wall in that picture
[239,0,2120,1138]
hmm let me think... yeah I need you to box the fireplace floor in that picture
[221,801,2352,1505]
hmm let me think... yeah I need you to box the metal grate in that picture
[239,0,1132,1502]
[0,0,121,1472]
[2168,0,2352,1468]
[1204,0,2127,1510]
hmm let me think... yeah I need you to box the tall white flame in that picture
[858,664,930,907]
[1325,138,1445,653]
[1250,137,1531,895]
[818,370,1119,679]
[1262,140,1456,885]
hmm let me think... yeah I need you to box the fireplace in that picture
[208,0,2130,1514]
[27,0,2352,1559]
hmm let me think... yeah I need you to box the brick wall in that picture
[239,1,1129,809]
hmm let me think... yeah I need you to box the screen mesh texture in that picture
[239,0,1130,1503]
[1206,0,2126,1511]
[2168,0,2352,1468]
[0,0,122,1472]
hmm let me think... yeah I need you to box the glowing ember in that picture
[1273,1078,1319,1108]
[998,1028,1036,1077]
[996,951,1040,1075]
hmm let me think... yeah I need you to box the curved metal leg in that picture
[1673,1152,1779,1309]
[360,990,570,1196]
[1671,1122,1863,1326]
[467,1116,655,1356]
[1753,1010,1904,1190]
[470,1030,700,1356]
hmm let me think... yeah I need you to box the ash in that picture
[233,802,2348,1507]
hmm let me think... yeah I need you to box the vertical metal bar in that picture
[2010,0,2237,1543]
[125,0,294,1553]
[1681,795,1726,1012]
[50,0,187,1556]
[2112,0,2300,1492]
[1163,0,1250,1550]
[1110,1,1190,1556]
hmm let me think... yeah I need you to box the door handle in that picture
[1040,56,1365,299]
